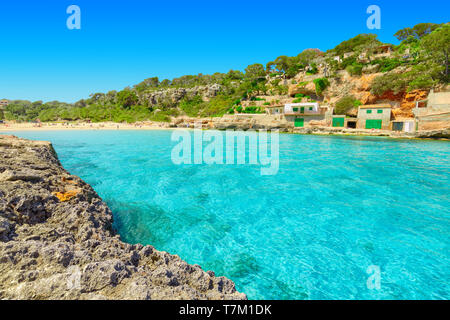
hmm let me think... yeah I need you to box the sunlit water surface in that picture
[6,130,450,299]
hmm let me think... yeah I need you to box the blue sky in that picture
[0,0,448,102]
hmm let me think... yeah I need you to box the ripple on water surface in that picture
[7,130,450,300]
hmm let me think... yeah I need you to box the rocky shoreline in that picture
[2,118,449,140]
[0,135,246,300]
[190,116,450,140]
[291,126,450,139]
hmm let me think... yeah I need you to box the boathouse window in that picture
[377,110,383,114]
[309,107,313,110]
[367,110,372,114]
[293,108,298,112]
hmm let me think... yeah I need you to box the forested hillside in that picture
[2,22,448,123]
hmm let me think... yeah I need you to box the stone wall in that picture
[416,113,450,131]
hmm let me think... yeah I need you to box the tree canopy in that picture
[244,64,266,81]
[394,23,442,41]
[331,34,380,55]
[4,23,448,123]
[421,24,450,79]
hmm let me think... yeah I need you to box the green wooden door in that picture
[332,117,345,127]
[365,119,382,129]
[294,118,304,127]
[300,107,305,113]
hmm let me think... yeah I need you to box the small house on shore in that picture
[0,99,9,107]
[263,102,332,127]
[264,105,285,115]
[333,56,342,64]
[391,119,416,133]
[373,45,394,60]
[331,115,357,129]
[356,104,392,130]
[284,102,331,127]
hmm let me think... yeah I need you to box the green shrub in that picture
[179,95,204,117]
[346,63,364,76]
[306,64,318,75]
[263,102,271,105]
[372,73,407,95]
[371,58,404,72]
[275,85,288,95]
[332,34,380,56]
[334,95,359,115]
[271,79,281,86]
[250,97,265,101]
[340,56,357,69]
[116,89,139,108]
[242,106,263,114]
[371,63,438,95]
[286,64,302,78]
[200,95,233,117]
[149,111,171,122]
[313,78,330,95]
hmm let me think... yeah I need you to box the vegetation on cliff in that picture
[371,23,449,95]
[334,96,362,115]
[2,22,448,123]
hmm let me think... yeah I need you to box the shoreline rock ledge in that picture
[0,135,246,300]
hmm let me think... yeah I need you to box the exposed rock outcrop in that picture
[292,126,449,139]
[143,84,224,106]
[212,115,292,132]
[297,70,429,120]
[288,82,317,97]
[414,128,450,139]
[0,135,246,300]
[362,89,429,118]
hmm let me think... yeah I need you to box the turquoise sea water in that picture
[5,130,450,300]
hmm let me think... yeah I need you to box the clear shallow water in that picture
[5,130,450,300]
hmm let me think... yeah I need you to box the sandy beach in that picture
[0,121,177,131]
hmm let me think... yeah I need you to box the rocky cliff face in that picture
[142,84,224,106]
[290,69,429,119]
[0,135,246,300]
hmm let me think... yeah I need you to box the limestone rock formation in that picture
[0,135,246,300]
[212,115,292,132]
[288,82,316,97]
[143,84,223,107]
[415,128,450,139]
